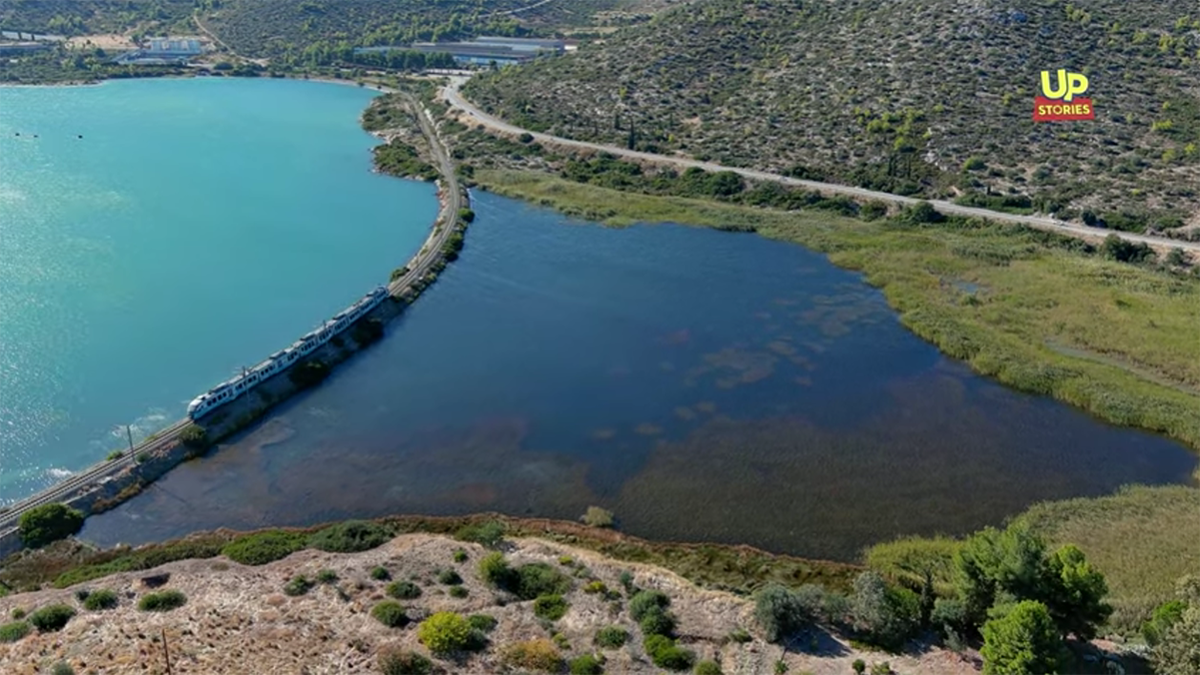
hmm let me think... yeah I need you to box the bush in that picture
[582,506,615,528]
[479,552,512,586]
[83,588,118,610]
[221,530,308,566]
[387,580,422,600]
[630,590,670,622]
[459,208,476,223]
[309,520,390,553]
[851,572,919,650]
[372,601,409,628]
[28,604,76,632]
[643,634,695,671]
[501,638,563,672]
[534,594,569,621]
[516,563,571,600]
[18,503,84,548]
[595,625,629,648]
[377,647,433,675]
[180,423,207,448]
[695,660,723,675]
[51,664,75,675]
[371,566,391,581]
[418,612,472,654]
[456,520,505,548]
[453,549,468,563]
[585,580,609,594]
[317,569,338,584]
[727,628,751,643]
[639,605,676,636]
[0,621,31,643]
[10,608,25,620]
[754,583,815,643]
[289,360,330,388]
[137,590,187,612]
[284,576,315,596]
[980,601,1066,675]
[852,659,866,674]
[438,569,463,585]
[569,653,605,674]
[1143,599,1187,646]
[468,614,498,632]
[449,585,469,598]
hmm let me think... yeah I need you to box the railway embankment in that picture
[0,93,466,559]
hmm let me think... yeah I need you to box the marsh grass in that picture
[1013,484,1200,634]
[475,169,1200,450]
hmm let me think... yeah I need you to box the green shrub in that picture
[1142,599,1187,646]
[387,580,422,599]
[585,580,609,594]
[512,562,571,600]
[582,506,615,528]
[851,572,920,650]
[0,621,31,643]
[852,659,866,675]
[18,503,84,549]
[377,647,433,675]
[137,590,187,612]
[83,588,119,610]
[449,585,469,598]
[695,660,723,675]
[453,549,468,563]
[980,601,1066,675]
[29,604,76,632]
[418,612,472,654]
[308,520,390,553]
[754,583,816,643]
[643,634,695,671]
[438,569,463,585]
[284,576,314,597]
[372,600,409,628]
[221,530,308,566]
[10,608,25,620]
[180,423,208,448]
[468,614,498,632]
[370,566,391,581]
[501,638,563,672]
[569,653,605,674]
[317,569,338,584]
[455,520,505,548]
[479,551,513,587]
[640,605,676,636]
[870,662,893,675]
[534,594,569,621]
[51,663,75,675]
[630,590,670,622]
[595,625,629,648]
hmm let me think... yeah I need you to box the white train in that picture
[186,286,391,420]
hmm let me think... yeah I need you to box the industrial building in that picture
[355,35,566,67]
[113,36,204,65]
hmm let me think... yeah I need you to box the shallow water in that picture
[81,191,1197,561]
[0,78,436,502]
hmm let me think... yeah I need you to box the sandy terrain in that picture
[0,535,979,675]
[66,34,134,50]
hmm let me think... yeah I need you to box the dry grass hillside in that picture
[463,0,1200,235]
[0,534,973,675]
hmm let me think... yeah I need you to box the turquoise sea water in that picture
[0,78,436,502]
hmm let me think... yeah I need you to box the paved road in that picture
[442,78,1200,254]
[0,89,462,543]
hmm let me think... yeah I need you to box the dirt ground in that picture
[0,534,980,675]
[66,34,134,50]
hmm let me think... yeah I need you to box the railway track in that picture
[0,419,191,532]
[0,91,461,546]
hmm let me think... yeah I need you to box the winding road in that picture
[441,78,1200,254]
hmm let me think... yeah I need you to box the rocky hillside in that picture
[0,533,972,675]
[463,0,1200,234]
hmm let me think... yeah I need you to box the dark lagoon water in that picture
[81,191,1197,561]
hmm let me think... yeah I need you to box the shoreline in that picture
[0,83,466,556]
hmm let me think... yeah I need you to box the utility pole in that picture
[125,425,134,456]
[162,627,173,674]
